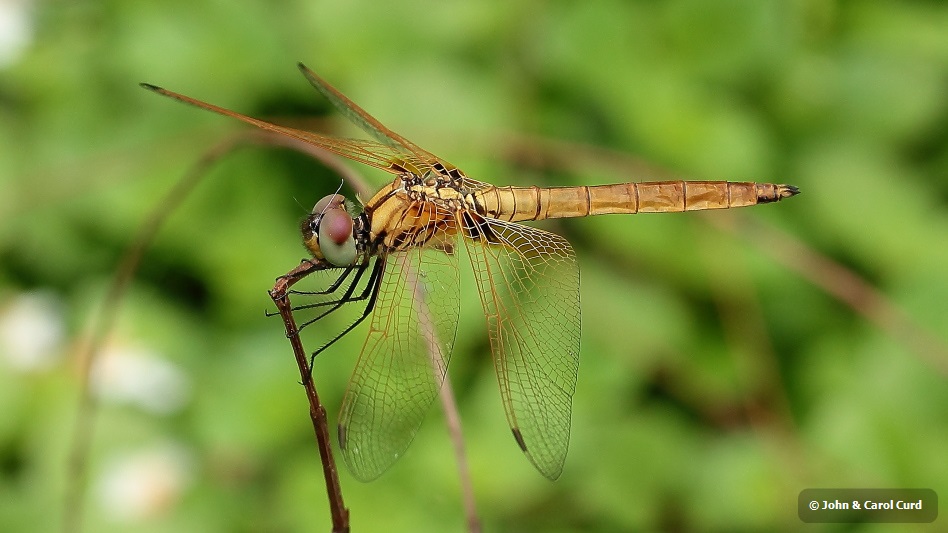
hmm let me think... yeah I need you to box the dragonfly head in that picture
[301,194,358,266]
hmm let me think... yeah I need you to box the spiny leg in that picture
[307,256,386,373]
[265,263,360,318]
[289,262,356,296]
[296,259,374,327]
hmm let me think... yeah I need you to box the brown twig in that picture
[708,216,948,377]
[263,136,374,199]
[64,117,505,533]
[439,377,481,533]
[694,216,797,428]
[402,257,481,532]
[269,260,350,532]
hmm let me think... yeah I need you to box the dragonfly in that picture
[141,63,799,482]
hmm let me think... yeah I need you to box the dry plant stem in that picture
[696,220,811,521]
[264,135,374,198]
[63,118,486,531]
[402,259,481,532]
[710,217,948,377]
[697,218,797,429]
[62,133,249,533]
[270,260,350,533]
[439,377,481,533]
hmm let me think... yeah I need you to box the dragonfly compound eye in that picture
[317,206,357,266]
[300,194,357,266]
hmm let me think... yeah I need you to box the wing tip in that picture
[297,62,318,82]
[512,427,567,480]
[511,427,528,452]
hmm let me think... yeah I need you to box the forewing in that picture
[337,231,460,481]
[461,215,580,480]
[297,63,440,164]
[140,83,413,173]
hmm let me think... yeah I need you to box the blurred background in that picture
[2,0,947,531]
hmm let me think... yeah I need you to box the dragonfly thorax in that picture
[301,194,360,266]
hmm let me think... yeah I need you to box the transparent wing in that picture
[461,214,580,480]
[140,83,415,174]
[297,63,442,164]
[296,64,486,184]
[337,224,460,481]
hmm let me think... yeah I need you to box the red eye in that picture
[317,207,357,266]
[321,208,353,245]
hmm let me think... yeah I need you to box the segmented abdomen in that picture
[474,181,799,222]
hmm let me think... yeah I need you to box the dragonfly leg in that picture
[294,259,372,322]
[264,265,358,318]
[306,256,385,373]
[288,263,355,296]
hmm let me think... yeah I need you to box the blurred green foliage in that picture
[1,0,947,531]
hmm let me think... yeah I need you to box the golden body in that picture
[365,169,796,254]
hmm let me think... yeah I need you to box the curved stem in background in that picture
[63,131,316,532]
[63,132,248,533]
[441,374,481,533]
[711,216,948,377]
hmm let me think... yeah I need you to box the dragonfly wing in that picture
[337,236,460,481]
[461,215,580,480]
[297,64,432,156]
[297,63,465,176]
[141,83,412,173]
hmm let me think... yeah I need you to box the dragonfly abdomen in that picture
[479,181,798,222]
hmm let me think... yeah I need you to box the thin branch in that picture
[402,256,481,532]
[695,218,797,429]
[270,261,350,532]
[439,377,481,533]
[708,216,948,377]
[263,136,374,199]
[64,119,488,533]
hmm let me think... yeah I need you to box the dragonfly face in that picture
[301,194,359,266]
[142,64,798,482]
